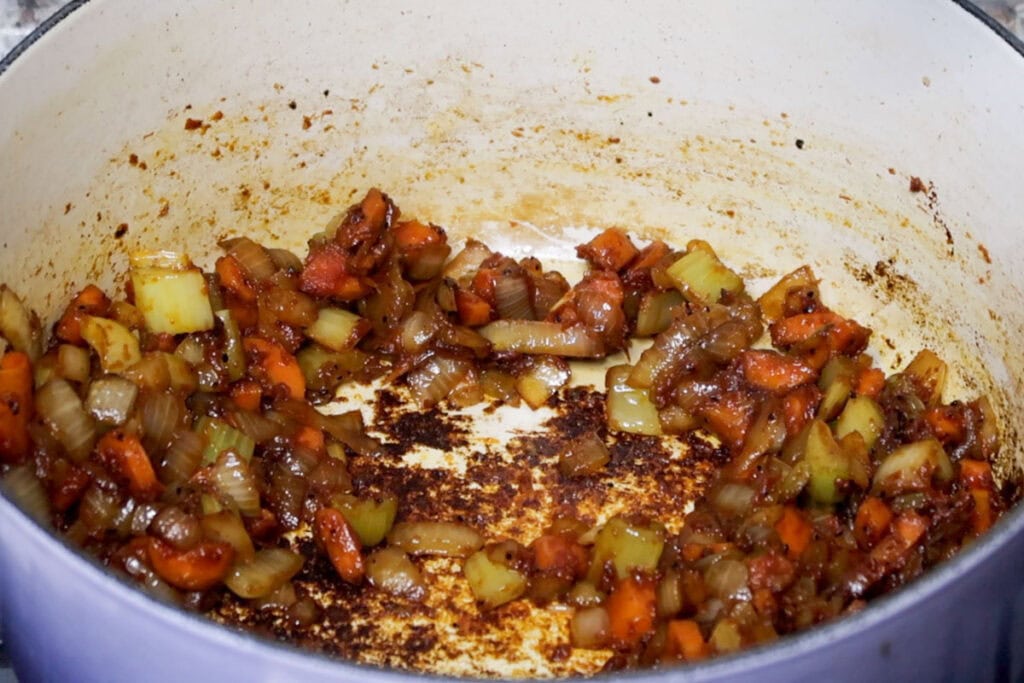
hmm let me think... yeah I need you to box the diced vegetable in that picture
[306,307,370,351]
[330,494,398,547]
[0,351,33,462]
[210,449,261,517]
[570,606,610,649]
[200,510,256,563]
[515,355,570,409]
[366,547,427,601]
[214,309,247,382]
[0,285,40,361]
[314,507,365,584]
[606,364,662,436]
[816,356,856,421]
[464,543,529,609]
[834,396,884,450]
[80,316,141,374]
[197,416,255,464]
[130,251,215,334]
[800,419,851,504]
[903,349,947,407]
[56,344,91,383]
[146,537,235,591]
[224,548,305,599]
[479,320,603,358]
[873,439,953,495]
[35,378,95,462]
[665,242,744,304]
[387,521,484,557]
[634,289,684,337]
[606,576,657,646]
[757,265,818,323]
[85,376,138,426]
[588,516,664,583]
[559,432,611,478]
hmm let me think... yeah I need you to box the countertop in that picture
[1,1,1023,682]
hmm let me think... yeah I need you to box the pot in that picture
[1,1,1024,681]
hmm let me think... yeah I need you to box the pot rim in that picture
[1,1,1022,680]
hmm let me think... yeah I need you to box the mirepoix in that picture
[0,188,1014,671]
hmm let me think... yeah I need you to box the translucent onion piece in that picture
[78,484,122,535]
[267,247,304,273]
[201,510,256,563]
[197,416,255,464]
[307,307,371,352]
[148,505,201,551]
[227,408,280,444]
[85,376,138,426]
[224,548,305,599]
[635,289,685,337]
[587,516,664,583]
[263,288,319,328]
[2,465,50,525]
[712,483,755,516]
[606,365,662,436]
[570,606,610,649]
[559,433,610,478]
[405,356,472,409]
[387,521,484,557]
[443,239,493,283]
[35,378,96,462]
[493,275,535,320]
[398,311,438,355]
[212,450,261,517]
[140,391,184,448]
[704,558,750,601]
[479,320,603,358]
[56,344,91,383]
[0,285,41,361]
[515,355,570,409]
[366,547,426,601]
[666,243,744,304]
[159,428,204,486]
[226,237,277,282]
[464,548,529,609]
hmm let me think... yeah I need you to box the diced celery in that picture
[80,315,141,374]
[606,364,662,436]
[873,438,953,494]
[665,244,743,304]
[306,308,369,351]
[196,416,255,464]
[214,310,246,381]
[330,494,398,547]
[802,419,851,504]
[816,356,856,421]
[635,289,684,337]
[464,545,528,609]
[834,396,884,450]
[587,516,664,583]
[296,344,367,393]
[130,251,214,335]
[903,349,947,407]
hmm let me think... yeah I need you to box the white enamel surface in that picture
[1,0,1024,680]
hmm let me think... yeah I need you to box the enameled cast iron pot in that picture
[2,1,1024,680]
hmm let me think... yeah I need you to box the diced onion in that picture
[201,510,256,563]
[212,450,261,517]
[398,311,438,355]
[2,465,50,525]
[559,433,610,478]
[515,355,570,409]
[366,547,426,601]
[35,378,96,462]
[387,521,484,557]
[570,606,610,649]
[666,243,744,304]
[308,307,370,352]
[479,320,603,358]
[140,391,185,448]
[0,285,40,361]
[227,408,280,444]
[80,316,142,374]
[224,548,305,599]
[704,558,750,601]
[159,428,204,486]
[443,239,493,282]
[405,355,471,408]
[57,344,91,383]
[606,365,662,436]
[493,275,535,320]
[215,310,247,381]
[226,237,277,282]
[268,248,304,272]
[85,376,138,426]
[712,483,755,516]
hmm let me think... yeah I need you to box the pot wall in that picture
[1,1,1024,680]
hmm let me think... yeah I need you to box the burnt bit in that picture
[909,176,925,193]
[978,243,992,265]
[184,118,203,131]
[114,223,128,239]
[795,139,805,150]
[288,100,297,110]
[649,76,661,84]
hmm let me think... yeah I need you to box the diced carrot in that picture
[455,289,494,327]
[471,267,499,305]
[300,242,372,300]
[959,459,993,490]
[55,284,111,345]
[854,366,886,399]
[242,337,305,400]
[530,534,588,578]
[394,219,443,250]
[892,511,928,549]
[774,505,813,560]
[752,587,778,618]
[770,310,870,361]
[215,255,257,303]
[970,489,993,534]
[96,430,163,501]
[606,576,657,647]
[357,188,388,231]
[245,507,279,541]
[314,507,365,583]
[146,537,235,591]
[924,406,967,443]
[740,350,817,395]
[49,463,91,512]
[626,239,671,273]
[854,496,893,546]
[665,619,709,661]
[295,425,326,455]
[0,351,33,463]
[699,391,755,449]
[229,379,262,412]
[781,384,822,438]
[576,227,640,272]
